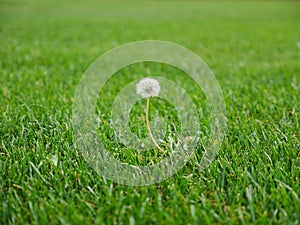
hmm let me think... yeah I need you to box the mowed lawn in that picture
[0,1,299,224]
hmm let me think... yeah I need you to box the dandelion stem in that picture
[146,97,163,152]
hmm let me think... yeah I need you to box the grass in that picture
[1,0,300,224]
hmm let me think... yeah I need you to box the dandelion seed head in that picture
[136,77,161,98]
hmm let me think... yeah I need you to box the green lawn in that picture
[1,1,299,224]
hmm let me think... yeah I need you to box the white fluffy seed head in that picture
[136,78,161,98]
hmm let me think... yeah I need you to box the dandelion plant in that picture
[136,77,163,152]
